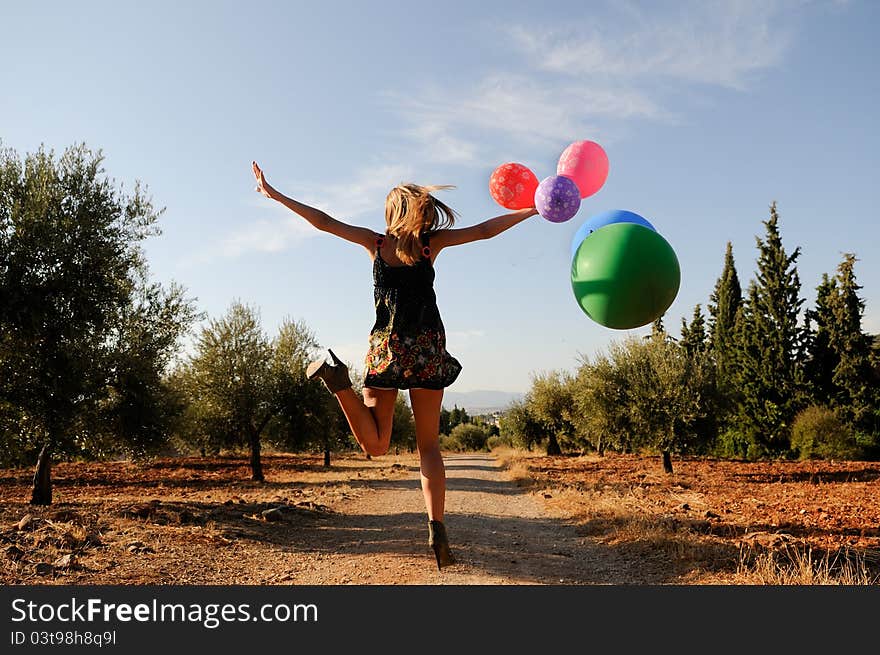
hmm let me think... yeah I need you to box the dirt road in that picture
[4,451,878,585]
[277,453,631,584]
[1,452,635,585]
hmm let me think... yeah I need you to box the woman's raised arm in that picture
[252,161,378,252]
[429,207,538,258]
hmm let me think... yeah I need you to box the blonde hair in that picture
[384,183,457,265]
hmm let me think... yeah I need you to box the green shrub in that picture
[438,433,456,451]
[449,423,490,452]
[712,427,751,459]
[855,431,880,460]
[791,405,860,460]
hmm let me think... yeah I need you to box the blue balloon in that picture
[570,209,656,261]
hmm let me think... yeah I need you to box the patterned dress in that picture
[363,232,462,390]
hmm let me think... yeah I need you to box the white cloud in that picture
[390,74,661,160]
[296,163,413,221]
[401,120,479,165]
[214,213,313,259]
[506,1,792,90]
[185,200,315,264]
[195,163,412,261]
[388,0,801,166]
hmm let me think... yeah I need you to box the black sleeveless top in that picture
[362,232,462,390]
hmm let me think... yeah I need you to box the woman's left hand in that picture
[252,161,276,199]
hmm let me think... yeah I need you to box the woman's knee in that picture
[416,436,441,457]
[364,443,390,457]
[365,429,393,457]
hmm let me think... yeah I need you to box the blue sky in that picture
[2,0,878,393]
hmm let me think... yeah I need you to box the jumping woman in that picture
[252,161,537,569]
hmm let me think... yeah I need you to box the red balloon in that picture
[557,141,609,199]
[489,162,539,209]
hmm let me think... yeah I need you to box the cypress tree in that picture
[733,203,804,456]
[650,315,668,342]
[680,304,707,356]
[827,253,874,429]
[708,242,742,386]
[803,273,837,404]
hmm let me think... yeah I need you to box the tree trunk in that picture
[662,450,673,474]
[597,436,605,457]
[546,433,562,456]
[249,432,264,482]
[323,446,330,468]
[30,442,53,505]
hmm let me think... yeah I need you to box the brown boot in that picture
[428,520,455,570]
[306,349,352,393]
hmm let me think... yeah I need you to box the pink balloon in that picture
[557,140,609,199]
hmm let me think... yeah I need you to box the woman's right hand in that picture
[252,161,276,200]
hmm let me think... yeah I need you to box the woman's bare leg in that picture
[335,387,397,457]
[408,388,446,521]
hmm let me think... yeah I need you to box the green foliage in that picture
[439,407,451,435]
[173,302,273,458]
[0,401,43,467]
[624,336,717,460]
[790,405,860,460]
[498,401,543,451]
[391,392,416,452]
[445,422,490,452]
[446,405,470,430]
[264,318,336,453]
[173,305,351,471]
[854,430,880,460]
[93,279,200,460]
[680,304,707,356]
[650,316,667,341]
[712,426,752,460]
[525,370,576,454]
[0,143,198,474]
[556,335,717,467]
[172,302,336,477]
[802,255,876,436]
[732,203,805,454]
[803,273,837,403]
[708,241,742,394]
[827,254,876,430]
[569,346,638,454]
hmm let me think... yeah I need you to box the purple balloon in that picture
[535,175,581,223]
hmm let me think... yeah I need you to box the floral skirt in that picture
[363,327,462,390]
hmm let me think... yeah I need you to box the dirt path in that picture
[6,452,877,585]
[275,453,630,584]
[3,452,634,585]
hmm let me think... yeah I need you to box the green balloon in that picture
[571,222,680,329]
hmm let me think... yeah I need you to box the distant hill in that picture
[441,390,525,414]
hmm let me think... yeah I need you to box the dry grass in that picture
[737,545,878,585]
[499,448,880,585]
[491,446,540,486]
